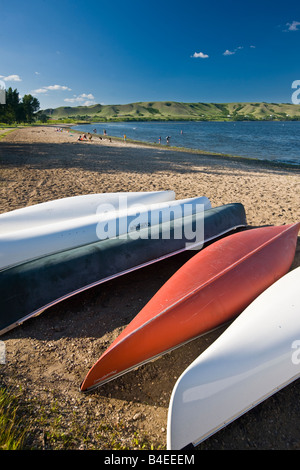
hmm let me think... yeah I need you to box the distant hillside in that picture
[43,101,300,122]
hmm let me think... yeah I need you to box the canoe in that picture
[80,222,299,392]
[0,203,246,336]
[0,196,211,270]
[0,190,175,234]
[167,265,300,450]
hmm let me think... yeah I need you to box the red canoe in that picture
[80,223,300,391]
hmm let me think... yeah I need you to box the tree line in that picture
[0,87,40,124]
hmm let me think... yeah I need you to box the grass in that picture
[0,128,17,140]
[37,402,163,450]
[0,387,26,450]
[42,100,300,122]
[0,385,163,450]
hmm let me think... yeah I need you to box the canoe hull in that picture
[167,266,300,450]
[0,203,246,336]
[0,190,175,234]
[80,222,299,392]
[0,196,211,270]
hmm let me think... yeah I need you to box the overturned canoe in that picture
[0,203,246,336]
[0,190,175,234]
[80,222,299,392]
[167,265,300,450]
[0,196,211,270]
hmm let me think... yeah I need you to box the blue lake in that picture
[73,121,300,166]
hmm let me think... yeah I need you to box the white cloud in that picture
[0,74,22,82]
[32,88,48,94]
[64,93,95,104]
[32,84,72,94]
[31,85,96,105]
[83,100,96,106]
[286,21,300,31]
[80,93,95,100]
[223,46,246,56]
[191,51,209,59]
[44,85,71,91]
[223,49,235,56]
[64,98,81,103]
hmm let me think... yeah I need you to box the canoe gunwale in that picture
[81,322,229,392]
[80,222,299,392]
[166,265,300,450]
[0,219,246,337]
[91,223,298,364]
[186,370,300,450]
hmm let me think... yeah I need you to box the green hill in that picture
[43,101,300,122]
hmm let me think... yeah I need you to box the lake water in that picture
[73,121,300,166]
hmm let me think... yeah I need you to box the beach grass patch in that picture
[0,387,27,450]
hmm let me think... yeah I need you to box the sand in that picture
[0,125,299,450]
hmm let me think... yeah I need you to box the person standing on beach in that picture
[166,136,170,144]
[159,136,161,144]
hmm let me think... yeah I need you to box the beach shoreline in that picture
[0,125,299,450]
[70,124,300,170]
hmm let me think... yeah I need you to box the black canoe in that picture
[0,203,247,335]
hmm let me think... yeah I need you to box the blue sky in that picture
[1,0,300,109]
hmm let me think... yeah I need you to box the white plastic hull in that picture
[167,266,300,450]
[0,195,210,270]
[0,190,175,234]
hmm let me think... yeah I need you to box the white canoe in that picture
[167,266,300,450]
[0,190,175,234]
[0,196,211,270]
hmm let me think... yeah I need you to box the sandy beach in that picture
[0,125,299,450]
